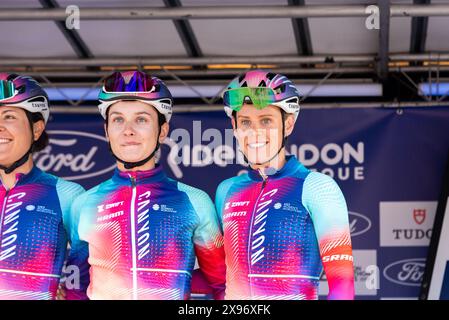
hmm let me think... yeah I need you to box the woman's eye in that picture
[241,120,251,127]
[112,117,123,123]
[4,115,16,120]
[137,117,148,123]
[261,118,271,125]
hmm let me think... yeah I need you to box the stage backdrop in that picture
[38,106,449,300]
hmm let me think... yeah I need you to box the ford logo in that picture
[383,258,426,287]
[33,130,115,181]
[348,211,372,237]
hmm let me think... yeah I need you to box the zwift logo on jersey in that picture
[97,201,124,213]
[33,130,116,181]
[224,201,250,210]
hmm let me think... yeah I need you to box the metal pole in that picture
[3,53,449,67]
[50,101,449,114]
[1,5,449,20]
[0,56,374,67]
[0,6,373,20]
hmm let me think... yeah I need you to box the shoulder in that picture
[302,171,347,216]
[177,182,213,204]
[55,177,85,197]
[71,179,112,207]
[216,174,247,194]
[303,171,341,193]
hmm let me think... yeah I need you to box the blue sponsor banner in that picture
[42,106,449,299]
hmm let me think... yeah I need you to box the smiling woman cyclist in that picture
[0,73,89,300]
[71,70,226,300]
[213,69,355,300]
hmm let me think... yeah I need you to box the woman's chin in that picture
[116,154,146,164]
[246,154,274,165]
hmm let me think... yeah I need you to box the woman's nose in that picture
[122,122,135,136]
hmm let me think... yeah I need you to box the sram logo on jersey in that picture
[250,188,278,266]
[0,192,26,261]
[322,254,354,263]
[33,130,115,181]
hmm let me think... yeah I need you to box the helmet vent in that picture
[16,85,26,94]
[159,99,171,105]
[285,97,299,103]
[28,97,46,103]
[266,73,276,80]
[273,84,285,94]
[7,74,18,81]
[258,80,267,87]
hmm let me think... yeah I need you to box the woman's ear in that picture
[284,114,295,137]
[159,122,169,144]
[33,120,45,141]
[104,123,109,142]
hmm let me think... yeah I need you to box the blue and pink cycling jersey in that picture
[215,155,354,300]
[0,166,88,300]
[72,165,226,300]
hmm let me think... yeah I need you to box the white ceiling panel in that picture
[309,17,378,54]
[0,21,78,57]
[190,19,297,56]
[77,20,187,56]
[390,17,411,53]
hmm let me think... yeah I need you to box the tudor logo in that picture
[413,209,426,225]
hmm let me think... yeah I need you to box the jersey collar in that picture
[112,164,167,185]
[248,155,299,181]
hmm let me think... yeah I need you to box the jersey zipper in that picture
[129,174,138,300]
[247,174,268,298]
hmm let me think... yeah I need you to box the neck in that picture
[0,156,34,190]
[117,159,156,172]
[249,149,287,174]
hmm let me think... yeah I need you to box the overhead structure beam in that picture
[163,0,202,58]
[38,0,93,58]
[410,0,431,54]
[288,0,313,56]
[3,53,449,67]
[377,0,390,81]
[0,55,374,67]
[1,5,449,21]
